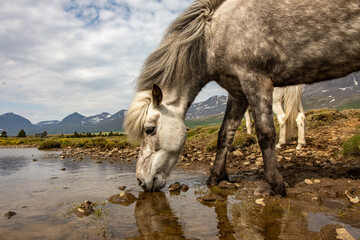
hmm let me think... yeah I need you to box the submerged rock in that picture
[218,180,240,189]
[108,192,137,206]
[74,200,95,218]
[4,211,16,219]
[198,193,224,203]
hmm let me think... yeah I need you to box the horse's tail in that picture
[283,85,303,141]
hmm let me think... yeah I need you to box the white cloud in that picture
[0,0,224,123]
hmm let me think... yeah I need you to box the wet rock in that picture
[74,200,95,218]
[181,184,189,192]
[218,181,240,189]
[169,182,181,191]
[198,192,224,202]
[117,186,126,191]
[318,224,355,240]
[345,189,359,204]
[108,192,137,206]
[4,211,16,219]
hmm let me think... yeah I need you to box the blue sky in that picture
[0,0,226,123]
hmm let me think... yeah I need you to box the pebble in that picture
[169,182,181,191]
[60,168,65,171]
[118,186,126,191]
[255,198,266,206]
[199,193,224,202]
[108,192,137,206]
[181,184,189,192]
[74,200,95,218]
[304,179,313,185]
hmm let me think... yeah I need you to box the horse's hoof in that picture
[206,174,229,186]
[254,182,271,196]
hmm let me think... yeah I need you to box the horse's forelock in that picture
[123,91,152,141]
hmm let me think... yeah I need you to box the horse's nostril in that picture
[137,178,142,186]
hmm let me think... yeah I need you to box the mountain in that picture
[186,95,227,119]
[0,113,36,136]
[0,111,126,136]
[1,72,359,136]
[36,120,60,127]
[302,72,360,110]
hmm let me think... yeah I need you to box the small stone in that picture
[304,179,313,185]
[199,193,224,202]
[74,200,95,217]
[314,179,321,183]
[4,211,16,219]
[255,198,266,206]
[32,159,38,162]
[118,186,126,191]
[233,150,243,157]
[169,182,181,191]
[181,184,189,192]
[60,168,65,171]
[345,190,359,204]
[243,161,250,166]
[108,192,137,206]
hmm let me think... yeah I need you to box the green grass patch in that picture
[342,132,360,157]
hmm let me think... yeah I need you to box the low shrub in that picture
[38,140,61,150]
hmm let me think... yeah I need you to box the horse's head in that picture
[124,85,187,192]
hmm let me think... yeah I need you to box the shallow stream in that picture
[1,148,359,239]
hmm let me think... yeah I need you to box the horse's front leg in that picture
[206,94,248,185]
[241,76,286,196]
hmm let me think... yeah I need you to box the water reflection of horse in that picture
[245,85,306,150]
[124,0,360,195]
[131,191,237,240]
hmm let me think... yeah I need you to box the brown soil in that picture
[177,109,360,222]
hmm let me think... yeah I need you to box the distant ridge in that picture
[1,73,359,136]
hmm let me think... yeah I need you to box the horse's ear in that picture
[152,84,163,105]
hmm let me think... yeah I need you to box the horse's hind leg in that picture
[241,76,286,196]
[272,92,287,149]
[296,99,306,149]
[206,94,248,185]
[244,108,252,135]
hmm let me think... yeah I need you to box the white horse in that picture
[245,85,306,149]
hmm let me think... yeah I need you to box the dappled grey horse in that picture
[124,0,360,195]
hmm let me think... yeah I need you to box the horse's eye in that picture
[145,126,156,135]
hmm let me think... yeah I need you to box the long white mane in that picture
[123,91,151,140]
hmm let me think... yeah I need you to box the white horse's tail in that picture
[283,85,302,141]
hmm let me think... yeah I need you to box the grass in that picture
[342,132,360,157]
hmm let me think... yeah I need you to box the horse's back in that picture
[208,0,360,86]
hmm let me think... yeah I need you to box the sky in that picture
[0,0,227,123]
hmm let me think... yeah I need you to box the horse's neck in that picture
[164,78,209,119]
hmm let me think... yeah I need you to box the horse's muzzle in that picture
[137,176,166,192]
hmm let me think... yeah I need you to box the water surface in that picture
[1,148,359,240]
